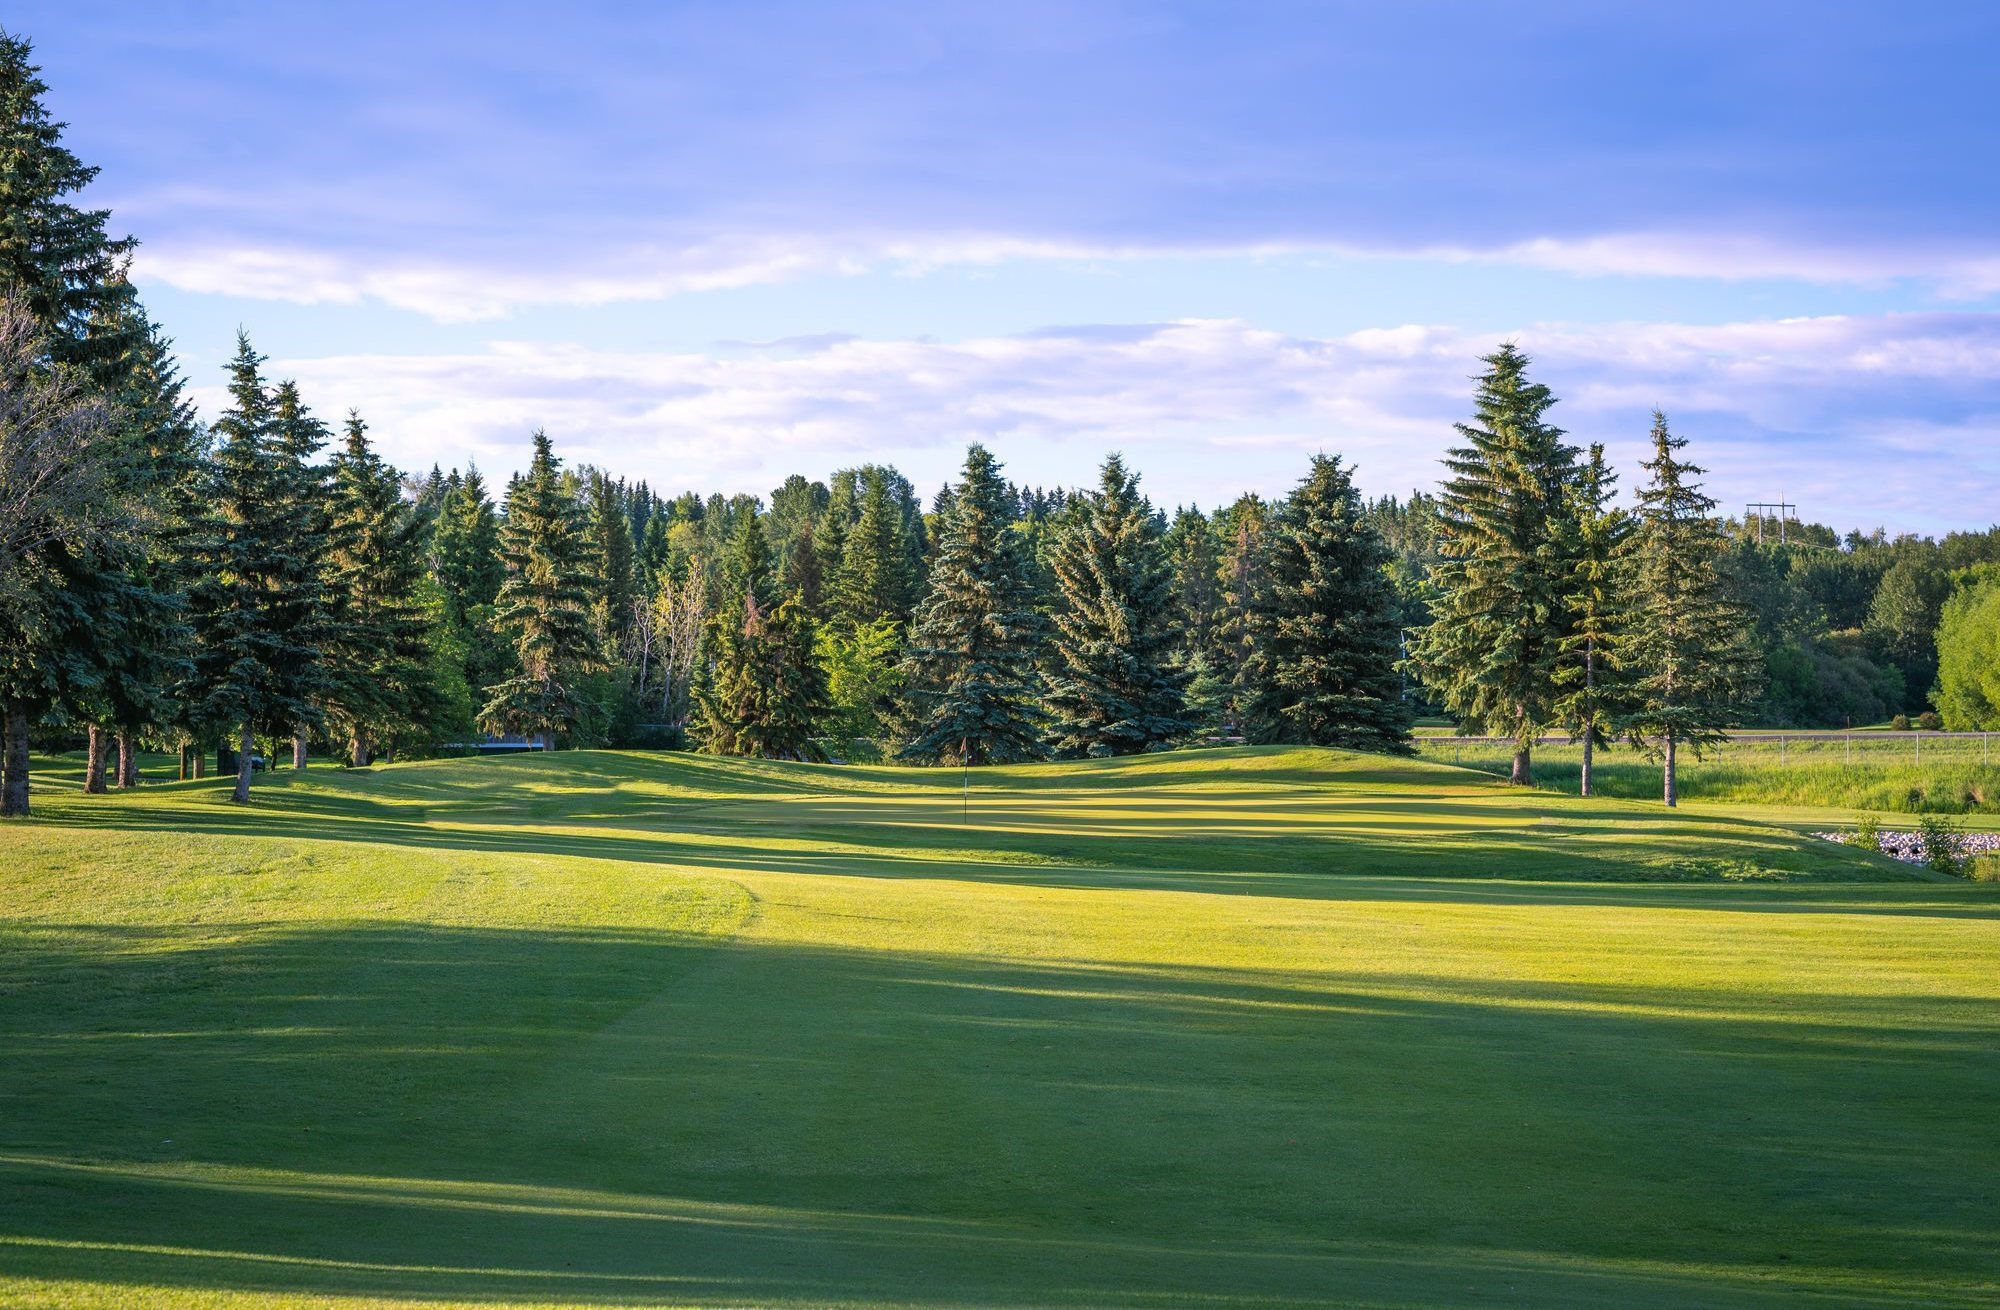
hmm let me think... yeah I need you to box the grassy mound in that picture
[2,747,1996,1307]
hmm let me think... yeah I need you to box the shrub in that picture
[1918,710,1942,732]
[1852,813,1882,853]
[1969,854,2000,883]
[1891,713,1912,731]
[1917,814,1965,875]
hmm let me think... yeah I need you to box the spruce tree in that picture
[480,431,600,749]
[833,469,913,627]
[1553,443,1631,796]
[1242,454,1412,751]
[722,508,775,616]
[268,380,334,767]
[779,519,825,611]
[1044,454,1189,756]
[1165,506,1224,663]
[1412,344,1579,784]
[1621,413,1761,806]
[186,336,325,802]
[1216,494,1271,734]
[584,469,635,642]
[323,413,438,765]
[692,594,830,759]
[897,446,1045,765]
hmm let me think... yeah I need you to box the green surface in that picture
[1416,734,2000,814]
[1,747,1996,1308]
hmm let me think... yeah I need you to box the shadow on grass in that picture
[2,919,1997,1306]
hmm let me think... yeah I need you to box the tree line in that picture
[5,32,1996,817]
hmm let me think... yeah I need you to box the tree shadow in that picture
[1,920,1995,1306]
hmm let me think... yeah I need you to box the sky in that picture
[15,1,2000,530]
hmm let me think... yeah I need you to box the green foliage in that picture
[898,445,1046,765]
[479,431,601,747]
[1852,812,1882,853]
[1240,454,1410,752]
[321,413,442,763]
[817,616,903,743]
[1936,568,2000,730]
[1552,443,1630,759]
[184,336,328,796]
[1044,454,1189,757]
[1917,813,1965,875]
[692,595,829,759]
[1413,344,1578,777]
[1619,413,1762,803]
[583,469,636,643]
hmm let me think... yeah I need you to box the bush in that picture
[1852,813,1882,853]
[1890,713,1912,731]
[1917,814,1965,875]
[1918,710,1942,732]
[1968,854,2000,883]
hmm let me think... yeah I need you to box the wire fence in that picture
[1415,732,2000,770]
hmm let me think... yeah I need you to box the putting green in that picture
[1,748,1995,1307]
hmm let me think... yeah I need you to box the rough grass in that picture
[1,747,1996,1308]
[1418,736,2000,814]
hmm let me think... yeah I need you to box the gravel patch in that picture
[1816,829,2000,864]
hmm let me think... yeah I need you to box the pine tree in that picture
[1044,454,1189,756]
[1412,344,1579,785]
[268,380,334,767]
[323,413,438,765]
[1165,506,1224,663]
[1242,454,1412,751]
[1553,443,1631,796]
[0,34,138,374]
[832,469,913,627]
[897,445,1045,764]
[1215,494,1271,734]
[186,336,325,802]
[479,431,600,749]
[1621,413,1761,806]
[722,508,775,615]
[584,469,635,644]
[691,594,829,759]
[779,518,825,611]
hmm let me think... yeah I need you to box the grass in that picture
[1416,734,2000,815]
[1,746,1996,1307]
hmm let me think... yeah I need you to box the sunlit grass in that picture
[2,747,1996,1307]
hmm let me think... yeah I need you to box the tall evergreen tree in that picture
[267,380,334,767]
[1553,443,1631,796]
[584,469,635,643]
[1216,493,1271,733]
[323,413,438,765]
[1412,344,1579,785]
[1044,454,1189,756]
[833,469,913,627]
[480,431,600,749]
[691,594,830,759]
[1241,454,1411,751]
[722,508,775,616]
[897,445,1046,764]
[1621,413,1761,806]
[1165,506,1224,663]
[186,336,324,802]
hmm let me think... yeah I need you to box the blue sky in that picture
[17,1,2000,528]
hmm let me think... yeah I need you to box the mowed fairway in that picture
[1,748,1996,1308]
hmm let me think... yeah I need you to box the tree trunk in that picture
[292,730,308,770]
[117,732,136,788]
[2,706,30,817]
[1510,744,1531,787]
[232,724,255,804]
[1579,639,1595,798]
[85,726,110,794]
[192,748,206,779]
[1663,732,1678,808]
[350,730,368,768]
[540,730,554,752]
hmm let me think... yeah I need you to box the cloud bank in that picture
[200,313,1999,532]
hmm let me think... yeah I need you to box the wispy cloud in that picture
[198,313,1999,530]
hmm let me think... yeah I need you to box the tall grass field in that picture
[2,747,1996,1307]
